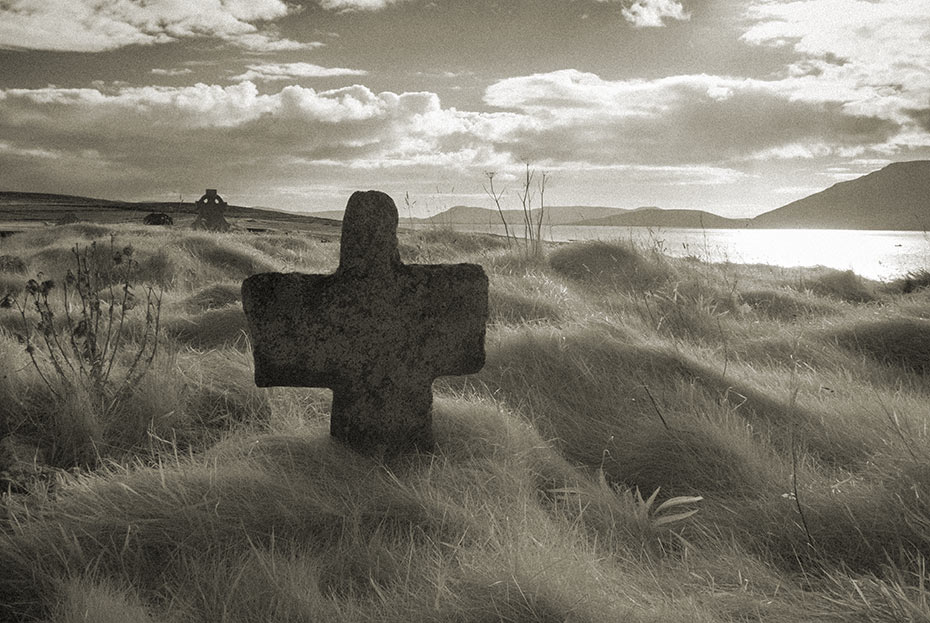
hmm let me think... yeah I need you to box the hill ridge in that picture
[5,159,929,230]
[751,160,930,230]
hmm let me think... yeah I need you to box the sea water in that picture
[411,224,930,282]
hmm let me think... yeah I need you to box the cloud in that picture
[614,0,690,27]
[0,0,310,52]
[0,68,902,198]
[316,0,406,10]
[234,32,323,53]
[483,69,899,165]
[741,0,930,124]
[231,63,368,82]
[0,81,513,202]
[0,63,920,210]
[742,0,929,60]
[151,68,193,77]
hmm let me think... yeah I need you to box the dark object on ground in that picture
[55,212,80,225]
[143,212,174,226]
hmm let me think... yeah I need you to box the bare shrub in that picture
[15,237,162,422]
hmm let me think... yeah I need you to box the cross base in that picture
[329,382,435,455]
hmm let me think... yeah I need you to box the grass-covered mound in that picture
[1,224,930,622]
[830,317,930,374]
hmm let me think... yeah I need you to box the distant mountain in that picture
[569,208,751,229]
[405,205,627,226]
[752,161,930,230]
[544,206,632,224]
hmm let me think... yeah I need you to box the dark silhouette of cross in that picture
[242,190,488,455]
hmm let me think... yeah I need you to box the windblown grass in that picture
[548,239,672,291]
[739,287,836,320]
[803,268,878,302]
[2,222,929,622]
[830,316,930,375]
[181,282,242,312]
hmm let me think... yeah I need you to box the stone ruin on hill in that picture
[241,190,489,455]
[191,189,230,232]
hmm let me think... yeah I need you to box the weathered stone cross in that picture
[242,190,489,455]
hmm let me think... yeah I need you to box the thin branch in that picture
[535,171,548,257]
[16,297,60,398]
[791,432,817,551]
[483,171,513,247]
[642,384,671,431]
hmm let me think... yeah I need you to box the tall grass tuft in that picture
[803,268,877,302]
[831,317,930,374]
[894,268,930,294]
[548,240,671,291]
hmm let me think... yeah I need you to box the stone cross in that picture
[192,188,231,232]
[241,190,488,455]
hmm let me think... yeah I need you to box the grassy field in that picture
[1,221,929,622]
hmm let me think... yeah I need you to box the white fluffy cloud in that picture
[594,0,690,27]
[0,0,698,52]
[621,0,690,27]
[742,0,929,62]
[231,63,368,82]
[0,0,310,52]
[742,0,930,122]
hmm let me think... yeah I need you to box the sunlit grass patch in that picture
[172,234,279,280]
[178,345,273,431]
[399,228,510,264]
[162,305,249,349]
[181,281,242,312]
[488,278,564,324]
[52,577,158,623]
[246,233,338,272]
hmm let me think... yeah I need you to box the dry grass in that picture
[1,222,929,622]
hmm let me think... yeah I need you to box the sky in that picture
[1,0,929,218]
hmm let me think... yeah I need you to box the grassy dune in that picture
[1,223,930,622]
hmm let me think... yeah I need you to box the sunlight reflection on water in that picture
[423,224,930,282]
[561,227,930,282]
